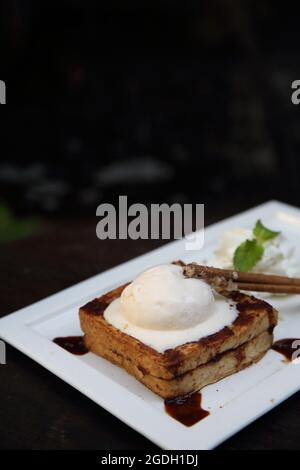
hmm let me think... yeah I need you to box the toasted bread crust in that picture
[84,329,273,398]
[79,285,278,381]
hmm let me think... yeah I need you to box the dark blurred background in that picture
[1,0,300,223]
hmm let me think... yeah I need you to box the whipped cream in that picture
[211,227,300,277]
[104,264,237,353]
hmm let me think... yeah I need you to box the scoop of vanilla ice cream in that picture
[104,263,237,352]
[120,264,215,330]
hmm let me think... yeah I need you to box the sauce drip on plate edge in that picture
[272,338,300,362]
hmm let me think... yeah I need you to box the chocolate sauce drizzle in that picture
[53,336,89,355]
[272,338,300,362]
[164,392,209,427]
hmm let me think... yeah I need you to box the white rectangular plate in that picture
[1,200,300,450]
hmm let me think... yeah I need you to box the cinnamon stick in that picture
[183,263,300,294]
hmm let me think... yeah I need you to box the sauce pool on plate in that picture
[53,336,89,355]
[164,392,209,427]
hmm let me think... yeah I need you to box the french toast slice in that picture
[79,281,278,398]
[84,328,272,398]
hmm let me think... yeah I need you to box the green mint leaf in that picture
[233,239,264,272]
[253,219,280,243]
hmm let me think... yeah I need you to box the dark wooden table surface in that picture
[1,215,300,450]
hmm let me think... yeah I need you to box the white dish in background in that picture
[1,200,300,450]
